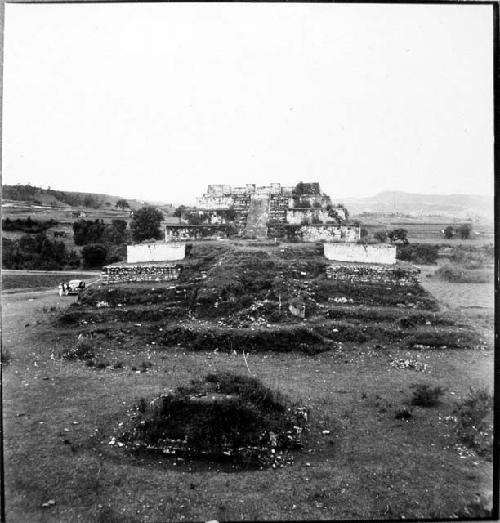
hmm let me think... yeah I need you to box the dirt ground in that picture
[1,256,494,522]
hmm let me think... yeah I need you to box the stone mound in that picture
[117,372,309,468]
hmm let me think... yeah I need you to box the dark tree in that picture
[104,219,128,244]
[83,194,101,208]
[444,226,455,239]
[2,233,76,270]
[173,205,186,218]
[82,244,108,268]
[388,228,409,244]
[115,199,130,210]
[130,206,164,242]
[374,230,388,243]
[73,219,106,245]
[458,223,472,240]
[184,212,203,225]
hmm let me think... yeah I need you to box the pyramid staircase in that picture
[243,196,270,239]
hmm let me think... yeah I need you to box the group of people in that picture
[58,282,68,297]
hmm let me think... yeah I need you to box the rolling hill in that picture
[2,185,174,213]
[342,191,493,220]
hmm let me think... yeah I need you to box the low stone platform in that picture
[324,243,396,264]
[101,263,181,284]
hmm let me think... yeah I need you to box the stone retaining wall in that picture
[165,225,234,241]
[101,264,181,284]
[326,263,420,286]
[300,225,359,242]
[266,224,360,242]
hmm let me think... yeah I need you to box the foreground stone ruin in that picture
[115,373,309,469]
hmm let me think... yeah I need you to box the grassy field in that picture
[2,242,494,521]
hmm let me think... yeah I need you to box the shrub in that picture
[388,229,408,244]
[62,338,96,361]
[140,360,153,372]
[434,264,492,284]
[2,348,12,366]
[374,231,388,243]
[396,244,439,265]
[411,384,444,407]
[443,225,455,239]
[454,387,493,456]
[395,408,413,421]
[457,492,493,518]
[458,223,472,239]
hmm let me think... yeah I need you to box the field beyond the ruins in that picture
[2,241,494,521]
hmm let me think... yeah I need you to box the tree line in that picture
[2,206,164,270]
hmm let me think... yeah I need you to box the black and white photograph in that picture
[1,2,496,521]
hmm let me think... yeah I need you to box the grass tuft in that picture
[394,408,413,421]
[61,338,96,361]
[2,348,12,366]
[411,384,444,407]
[454,387,493,457]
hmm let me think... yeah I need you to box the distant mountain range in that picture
[340,191,493,220]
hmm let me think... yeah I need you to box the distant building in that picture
[177,182,358,242]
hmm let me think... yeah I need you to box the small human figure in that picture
[58,283,63,297]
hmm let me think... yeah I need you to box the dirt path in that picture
[3,270,101,276]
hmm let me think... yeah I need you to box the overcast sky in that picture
[2,3,494,204]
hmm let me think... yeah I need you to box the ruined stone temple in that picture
[166,182,360,242]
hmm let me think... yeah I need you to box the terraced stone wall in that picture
[101,264,181,284]
[326,263,420,286]
[165,225,233,241]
